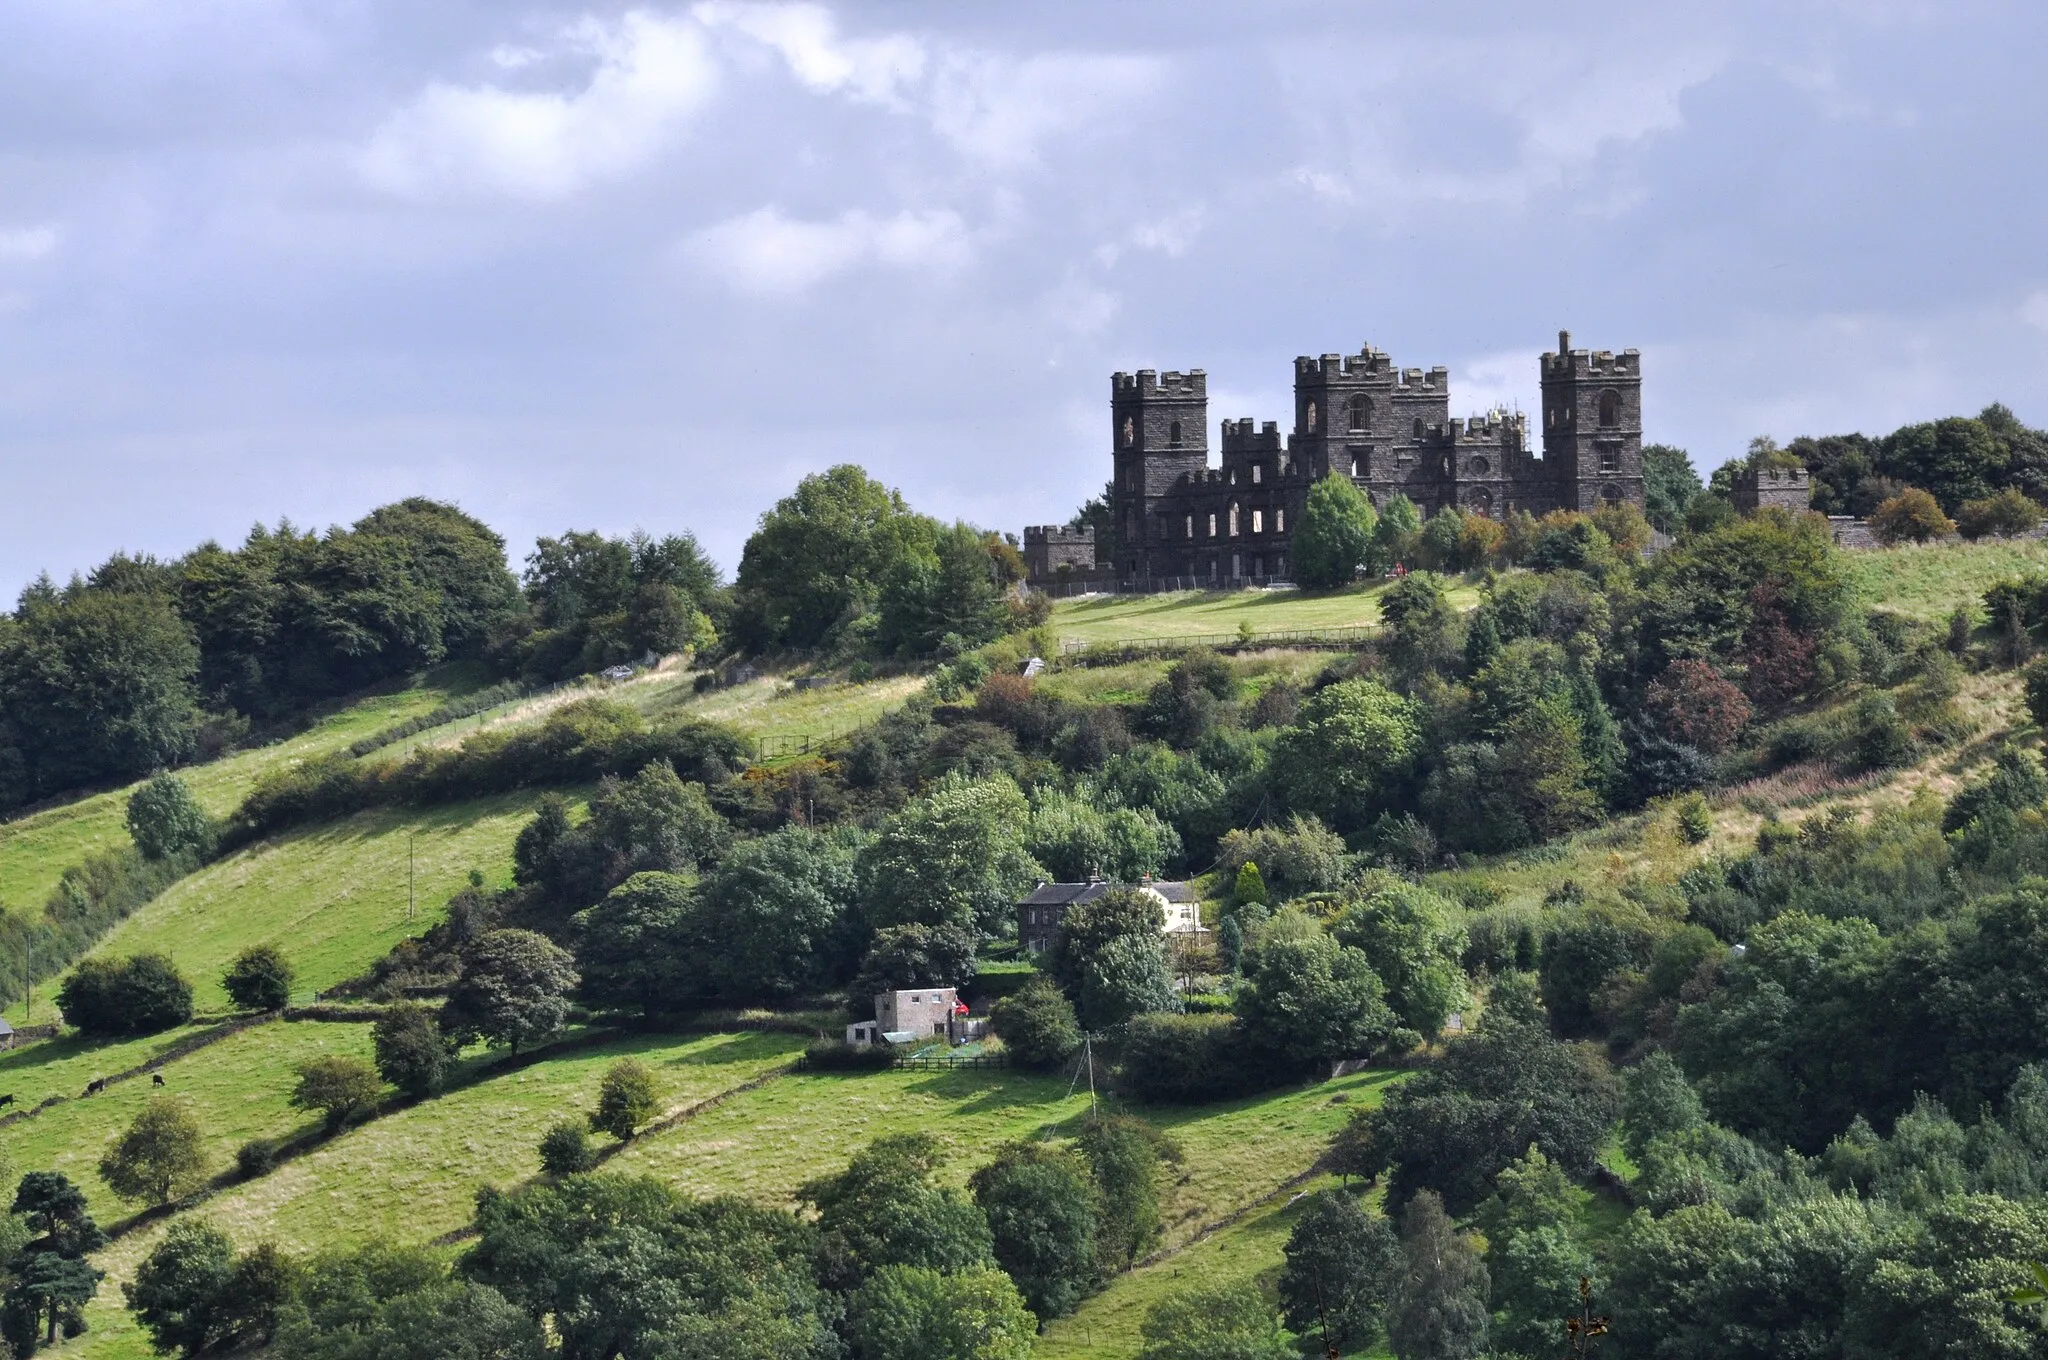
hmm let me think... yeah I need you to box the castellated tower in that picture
[1540,329,1645,512]
[1109,369,1208,581]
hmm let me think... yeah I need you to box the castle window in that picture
[1599,444,1619,473]
[1252,464,1262,484]
[1412,418,1424,439]
[1123,416,1135,448]
[1598,391,1620,428]
[1277,508,1285,532]
[1468,456,1490,476]
[1185,515,1194,539]
[1228,470,1236,485]
[1207,513,1217,538]
[1305,401,1318,433]
[1347,395,1370,432]
[1252,510,1263,534]
[1169,420,1183,447]
[1229,504,1240,537]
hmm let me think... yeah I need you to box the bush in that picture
[989,979,1081,1071]
[1676,792,1713,844]
[538,1120,595,1175]
[1955,487,2042,540]
[803,1040,898,1072]
[1117,1013,1268,1103]
[371,1003,448,1098]
[236,1138,280,1179]
[222,944,293,1012]
[290,1055,384,1132]
[590,1059,659,1141]
[125,772,214,862]
[1853,692,1916,771]
[1869,488,1956,545]
[57,952,194,1036]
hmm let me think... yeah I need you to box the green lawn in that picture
[640,672,929,743]
[0,677,474,917]
[1052,580,1481,648]
[1845,536,2048,621]
[16,792,548,1021]
[0,1026,227,1113]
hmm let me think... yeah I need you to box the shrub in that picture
[989,979,1081,1071]
[372,1003,448,1098]
[1117,1013,1267,1103]
[538,1120,595,1175]
[804,1040,898,1072]
[1853,692,1916,771]
[1955,487,2042,540]
[57,952,194,1036]
[1676,792,1713,844]
[221,945,293,1012]
[2024,657,2048,730]
[1869,488,1956,545]
[290,1055,383,1132]
[125,772,214,862]
[590,1059,659,1141]
[236,1138,280,1179]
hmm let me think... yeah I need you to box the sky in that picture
[3,0,2047,597]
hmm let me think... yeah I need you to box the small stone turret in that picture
[1733,463,1812,513]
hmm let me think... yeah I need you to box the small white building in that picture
[848,988,986,1047]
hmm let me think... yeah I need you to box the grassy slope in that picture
[12,792,549,1022]
[1051,580,1482,647]
[0,679,472,917]
[1845,537,2048,621]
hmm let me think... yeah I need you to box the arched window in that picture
[1185,515,1194,539]
[1122,416,1135,448]
[1276,508,1286,532]
[1207,513,1217,538]
[1169,420,1183,447]
[1305,401,1318,433]
[1598,391,1620,427]
[1252,509,1264,534]
[1229,503,1241,537]
[1601,483,1623,505]
[1252,463,1262,484]
[1347,395,1371,432]
[1412,417,1424,439]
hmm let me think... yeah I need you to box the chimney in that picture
[1558,329,1572,353]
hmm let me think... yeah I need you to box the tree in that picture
[800,1133,995,1291]
[1379,571,1463,677]
[1234,861,1269,908]
[221,944,293,1012]
[861,773,1044,935]
[1045,887,1167,996]
[1642,444,1703,532]
[511,795,572,889]
[1619,1052,1706,1160]
[1294,472,1379,588]
[1644,659,1752,755]
[1869,487,1956,545]
[126,772,212,862]
[1080,932,1178,1029]
[691,824,867,1001]
[1279,1190,1398,1355]
[1333,882,1470,1038]
[1138,1282,1295,1360]
[591,1059,659,1141]
[585,759,729,880]
[290,1055,384,1133]
[876,521,1010,658]
[98,1095,209,1207]
[538,1121,594,1176]
[850,1265,1035,1360]
[441,929,579,1055]
[1078,1117,1169,1271]
[371,1002,448,1098]
[989,979,1081,1070]
[969,1143,1100,1320]
[57,953,194,1036]
[277,1241,545,1360]
[1272,679,1421,834]
[12,1171,106,1258]
[126,1222,293,1358]
[1237,929,1400,1074]
[1371,494,1423,572]
[1386,1191,1488,1360]
[733,464,934,649]
[1471,1147,1595,1358]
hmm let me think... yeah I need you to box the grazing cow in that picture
[151,1073,166,1087]
[83,1078,106,1096]
[0,1094,14,1109]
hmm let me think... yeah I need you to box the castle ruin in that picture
[1028,330,1648,588]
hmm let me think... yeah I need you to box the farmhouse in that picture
[1017,878,1204,955]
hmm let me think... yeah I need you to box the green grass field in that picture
[1845,536,2048,621]
[0,677,475,917]
[1051,580,1482,648]
[19,792,551,1019]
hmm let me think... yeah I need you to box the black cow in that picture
[83,1078,107,1096]
[151,1073,166,1087]
[0,1094,14,1109]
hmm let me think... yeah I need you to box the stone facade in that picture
[1041,331,1647,587]
[1734,465,1814,513]
[1021,525,1098,580]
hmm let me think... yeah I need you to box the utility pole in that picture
[408,834,416,922]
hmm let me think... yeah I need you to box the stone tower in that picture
[1109,368,1208,580]
[1539,329,1644,511]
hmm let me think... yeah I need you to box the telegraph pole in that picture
[408,834,416,922]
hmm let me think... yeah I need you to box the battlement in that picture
[1294,345,1392,381]
[1541,331,1641,379]
[1452,410,1527,440]
[1113,369,1207,399]
[1732,462,1812,513]
[1395,366,1449,391]
[1220,419,1283,453]
[1024,525,1094,546]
